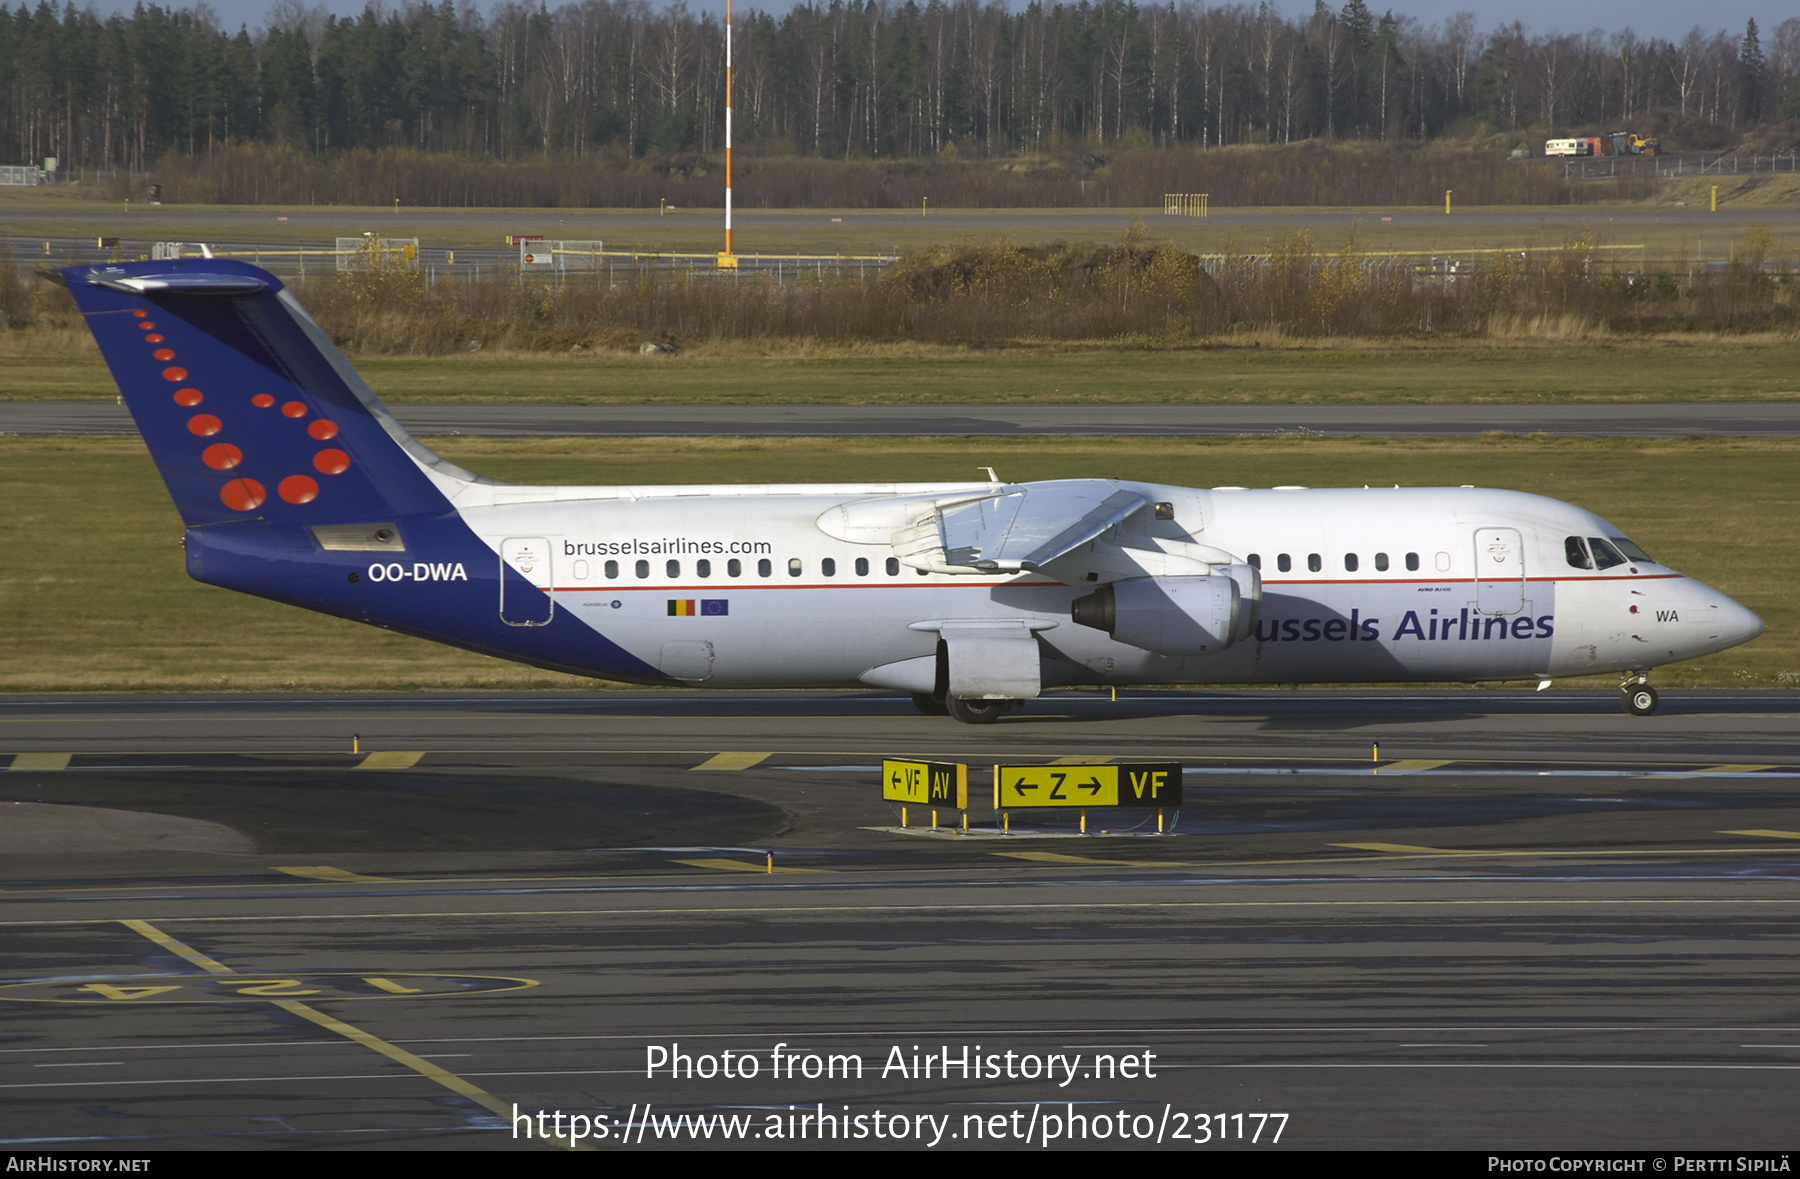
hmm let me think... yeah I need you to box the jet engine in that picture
[1070,566,1261,656]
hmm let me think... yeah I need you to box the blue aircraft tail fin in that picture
[63,260,469,528]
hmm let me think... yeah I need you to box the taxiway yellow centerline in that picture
[116,918,582,1150]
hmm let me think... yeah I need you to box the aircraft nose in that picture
[1708,590,1764,649]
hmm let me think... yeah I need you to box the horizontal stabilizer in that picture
[82,269,269,296]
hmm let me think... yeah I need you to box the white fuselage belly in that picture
[458,482,1751,689]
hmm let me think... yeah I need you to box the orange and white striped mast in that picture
[720,0,736,266]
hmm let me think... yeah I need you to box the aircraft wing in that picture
[891,480,1151,573]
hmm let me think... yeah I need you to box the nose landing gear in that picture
[1620,673,1659,716]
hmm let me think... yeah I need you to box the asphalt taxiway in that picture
[2,690,1798,1150]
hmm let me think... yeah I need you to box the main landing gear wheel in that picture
[946,696,1010,725]
[911,692,949,716]
[1622,684,1659,716]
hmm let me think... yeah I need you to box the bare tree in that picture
[1444,10,1475,119]
[1310,1,1345,135]
[1673,26,1705,116]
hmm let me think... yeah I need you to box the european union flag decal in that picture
[701,599,729,616]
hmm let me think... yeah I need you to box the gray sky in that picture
[99,0,1775,53]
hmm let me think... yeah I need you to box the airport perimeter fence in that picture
[12,234,898,287]
[1557,150,1800,181]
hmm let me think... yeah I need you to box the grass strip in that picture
[4,340,1798,405]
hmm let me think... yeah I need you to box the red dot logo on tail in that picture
[202,443,242,471]
[279,475,318,504]
[313,449,350,475]
[187,414,221,437]
[173,388,203,407]
[220,479,265,512]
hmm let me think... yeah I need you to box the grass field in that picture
[3,434,1790,693]
[6,337,1799,404]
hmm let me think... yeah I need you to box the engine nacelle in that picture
[1071,573,1255,656]
[1226,561,1262,643]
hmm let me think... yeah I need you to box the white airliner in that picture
[65,260,1764,722]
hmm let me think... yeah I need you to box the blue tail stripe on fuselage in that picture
[66,260,666,685]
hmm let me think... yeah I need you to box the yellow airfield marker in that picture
[272,866,396,883]
[357,751,423,769]
[692,751,770,771]
[9,753,70,771]
[675,857,830,874]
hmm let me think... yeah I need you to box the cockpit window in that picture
[1610,536,1653,564]
[1587,537,1628,569]
[1564,536,1593,570]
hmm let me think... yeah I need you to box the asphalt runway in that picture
[3,689,1799,1151]
[9,400,1800,439]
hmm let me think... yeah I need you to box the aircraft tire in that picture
[946,696,1009,725]
[1622,685,1659,716]
[911,692,949,716]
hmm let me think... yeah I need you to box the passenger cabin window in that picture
[1247,553,1261,569]
[1374,552,1389,571]
[697,559,711,578]
[1307,553,1322,573]
[1344,553,1359,572]
[1565,536,1593,570]
[728,558,741,577]
[666,559,680,578]
[821,558,836,577]
[1277,554,1292,573]
[1588,538,1627,570]
[605,560,619,579]
[886,557,900,576]
[1405,552,1420,571]
[635,559,649,579]
[1435,552,1452,572]
[757,558,772,577]
[788,558,803,577]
